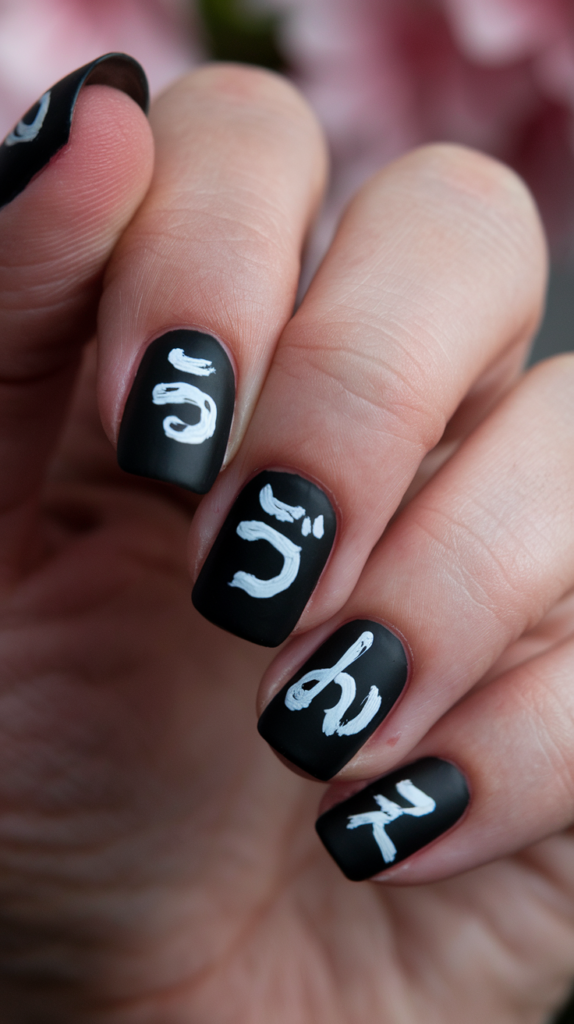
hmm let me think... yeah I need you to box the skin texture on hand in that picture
[2,397,574,1022]
[2,358,574,1022]
[0,59,573,1024]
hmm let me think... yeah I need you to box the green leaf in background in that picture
[197,0,286,71]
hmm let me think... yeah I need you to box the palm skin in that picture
[0,348,570,1024]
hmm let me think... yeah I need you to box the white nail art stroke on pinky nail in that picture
[347,780,436,863]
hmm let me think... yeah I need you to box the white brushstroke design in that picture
[346,780,436,864]
[259,484,305,522]
[326,681,382,737]
[312,515,324,538]
[167,348,216,376]
[285,631,382,737]
[5,91,51,146]
[152,382,216,444]
[153,347,217,444]
[229,520,302,598]
[301,516,311,536]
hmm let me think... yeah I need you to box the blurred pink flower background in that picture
[1,0,574,256]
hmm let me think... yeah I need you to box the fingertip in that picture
[36,84,154,241]
[151,62,328,218]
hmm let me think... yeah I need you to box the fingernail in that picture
[192,470,337,646]
[258,620,408,780]
[117,330,235,494]
[316,757,469,881]
[0,52,149,209]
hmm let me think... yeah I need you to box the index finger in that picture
[98,64,327,494]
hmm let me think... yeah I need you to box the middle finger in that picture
[191,144,546,646]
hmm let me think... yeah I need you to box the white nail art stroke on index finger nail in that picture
[152,347,218,445]
[167,349,216,377]
[118,330,235,493]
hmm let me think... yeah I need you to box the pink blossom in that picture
[266,0,574,256]
[1,0,574,254]
[0,0,196,137]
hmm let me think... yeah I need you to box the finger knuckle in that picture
[280,324,447,453]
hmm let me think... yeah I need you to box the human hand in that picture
[0,55,572,1023]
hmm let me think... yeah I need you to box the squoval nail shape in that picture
[117,330,235,494]
[192,470,336,646]
[316,757,469,881]
[258,620,408,780]
[0,53,149,209]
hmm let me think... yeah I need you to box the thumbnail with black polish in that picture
[258,620,408,780]
[316,757,469,881]
[192,470,336,646]
[117,330,235,494]
[0,53,149,209]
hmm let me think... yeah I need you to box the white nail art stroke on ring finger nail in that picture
[285,631,383,736]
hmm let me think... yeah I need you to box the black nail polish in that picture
[316,757,469,881]
[192,470,337,646]
[258,620,408,780]
[117,330,235,494]
[0,53,149,210]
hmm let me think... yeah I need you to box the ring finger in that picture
[256,355,574,790]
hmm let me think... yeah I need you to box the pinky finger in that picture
[316,632,574,884]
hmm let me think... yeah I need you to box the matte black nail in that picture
[316,757,469,881]
[192,470,337,646]
[258,620,408,780]
[0,53,149,209]
[117,330,235,494]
